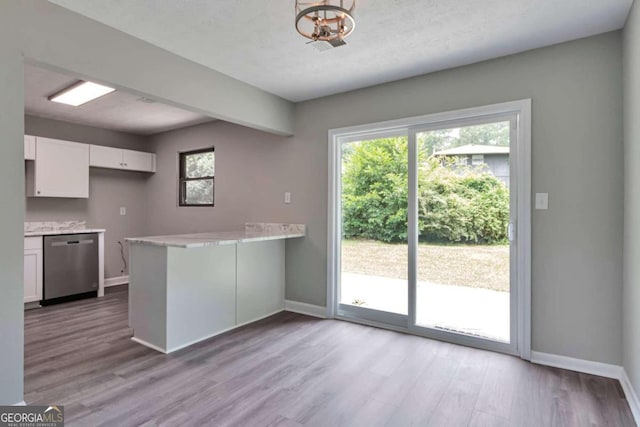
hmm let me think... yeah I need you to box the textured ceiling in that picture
[49,0,632,102]
[24,64,215,135]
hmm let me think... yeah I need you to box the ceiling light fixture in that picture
[48,81,116,106]
[295,0,356,43]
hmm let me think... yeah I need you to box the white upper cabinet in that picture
[90,145,156,173]
[89,144,123,169]
[24,135,36,160]
[27,137,90,198]
[123,149,156,172]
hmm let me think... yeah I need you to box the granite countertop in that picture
[25,228,106,237]
[24,220,105,237]
[126,223,306,248]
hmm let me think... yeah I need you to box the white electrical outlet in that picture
[284,192,292,204]
[120,207,127,216]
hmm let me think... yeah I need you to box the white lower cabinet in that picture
[24,237,43,303]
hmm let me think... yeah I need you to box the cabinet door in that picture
[24,249,42,303]
[123,149,156,172]
[90,145,124,169]
[24,135,36,160]
[34,137,89,198]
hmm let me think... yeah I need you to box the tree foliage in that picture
[419,121,510,155]
[342,137,509,244]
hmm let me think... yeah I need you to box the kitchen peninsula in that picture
[125,223,305,353]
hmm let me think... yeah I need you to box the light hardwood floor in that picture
[24,286,635,426]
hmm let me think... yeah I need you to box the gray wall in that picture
[623,0,640,397]
[283,32,624,365]
[0,15,25,405]
[25,116,152,278]
[146,121,292,235]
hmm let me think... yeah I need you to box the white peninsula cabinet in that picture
[90,145,156,173]
[126,226,306,353]
[24,237,43,303]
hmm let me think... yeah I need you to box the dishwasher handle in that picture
[51,239,94,247]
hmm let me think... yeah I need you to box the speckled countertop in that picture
[125,223,306,249]
[25,229,105,237]
[24,220,105,237]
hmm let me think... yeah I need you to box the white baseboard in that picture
[104,275,129,287]
[285,300,327,318]
[531,351,623,379]
[131,337,167,354]
[531,351,639,425]
[621,370,640,424]
[132,309,286,354]
[13,401,26,406]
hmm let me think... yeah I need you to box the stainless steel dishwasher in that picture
[43,233,99,305]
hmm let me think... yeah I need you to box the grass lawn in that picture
[341,239,509,292]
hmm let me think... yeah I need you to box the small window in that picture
[179,148,215,207]
[471,154,484,166]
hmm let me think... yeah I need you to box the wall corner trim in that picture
[13,401,26,406]
[621,370,640,424]
[284,300,327,319]
[531,351,639,424]
[104,275,129,288]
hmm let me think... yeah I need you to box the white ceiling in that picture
[24,63,215,135]
[49,0,632,102]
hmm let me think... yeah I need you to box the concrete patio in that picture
[341,272,510,342]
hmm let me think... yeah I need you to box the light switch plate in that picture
[120,207,127,216]
[535,193,548,210]
[284,192,292,204]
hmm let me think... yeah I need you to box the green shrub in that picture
[342,138,509,244]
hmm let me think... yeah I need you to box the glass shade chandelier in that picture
[295,0,356,42]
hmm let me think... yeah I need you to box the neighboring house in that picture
[433,144,510,186]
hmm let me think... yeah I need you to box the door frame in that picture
[327,99,532,360]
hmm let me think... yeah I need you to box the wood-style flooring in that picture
[24,286,636,426]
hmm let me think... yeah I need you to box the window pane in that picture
[184,179,213,205]
[185,151,214,178]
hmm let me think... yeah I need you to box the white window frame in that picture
[327,99,532,360]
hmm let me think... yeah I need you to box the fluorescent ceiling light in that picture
[49,81,116,106]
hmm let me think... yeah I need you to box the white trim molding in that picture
[531,351,639,424]
[131,337,167,354]
[104,275,129,288]
[531,351,623,379]
[621,370,640,424]
[285,300,327,318]
[13,401,26,406]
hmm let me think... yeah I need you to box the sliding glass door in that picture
[410,119,516,349]
[331,103,529,356]
[338,132,409,326]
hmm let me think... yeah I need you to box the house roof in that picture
[433,144,510,156]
